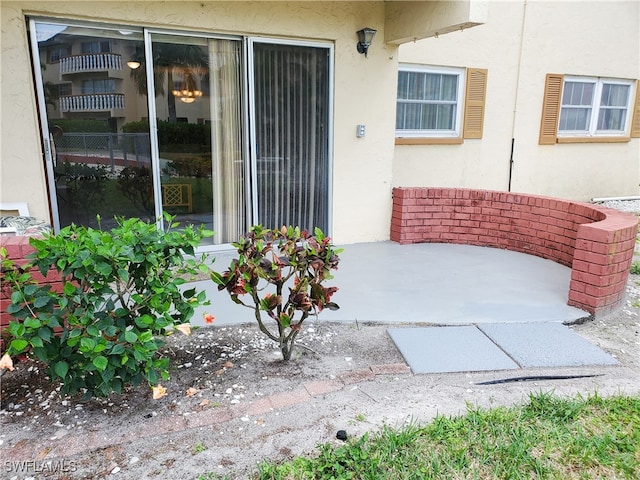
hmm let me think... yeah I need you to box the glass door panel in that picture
[32,21,153,230]
[252,42,330,233]
[149,34,245,244]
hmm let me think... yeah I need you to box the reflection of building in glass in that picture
[38,28,208,132]
[40,34,131,132]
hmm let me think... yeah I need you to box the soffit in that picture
[384,0,487,44]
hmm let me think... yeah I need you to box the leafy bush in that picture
[0,214,212,399]
[117,165,155,215]
[211,225,341,361]
[50,119,110,133]
[165,155,212,178]
[55,161,109,220]
[123,120,210,153]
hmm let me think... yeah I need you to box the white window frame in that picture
[395,64,465,138]
[558,75,635,138]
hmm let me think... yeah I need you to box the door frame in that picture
[246,36,335,236]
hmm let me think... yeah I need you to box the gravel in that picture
[597,198,640,214]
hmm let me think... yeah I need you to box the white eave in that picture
[385,0,488,44]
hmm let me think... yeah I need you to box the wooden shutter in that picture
[463,68,487,139]
[539,74,563,145]
[631,80,640,138]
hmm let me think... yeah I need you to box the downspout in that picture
[508,0,528,192]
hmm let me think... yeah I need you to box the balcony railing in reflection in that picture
[59,53,123,74]
[60,94,125,112]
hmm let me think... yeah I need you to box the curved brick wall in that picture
[391,187,639,317]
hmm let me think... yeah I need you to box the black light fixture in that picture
[356,27,377,57]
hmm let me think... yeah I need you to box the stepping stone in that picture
[477,323,619,368]
[388,326,519,374]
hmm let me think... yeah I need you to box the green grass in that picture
[254,392,640,479]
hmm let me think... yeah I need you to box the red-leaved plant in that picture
[211,225,341,360]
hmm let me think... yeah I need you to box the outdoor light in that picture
[126,60,141,69]
[356,27,376,57]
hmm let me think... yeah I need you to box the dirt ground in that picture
[1,276,639,479]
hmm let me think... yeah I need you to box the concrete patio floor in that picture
[189,242,619,373]
[192,242,589,326]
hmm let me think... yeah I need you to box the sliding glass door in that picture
[30,19,332,246]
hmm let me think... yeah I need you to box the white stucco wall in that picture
[0,1,399,244]
[394,0,640,201]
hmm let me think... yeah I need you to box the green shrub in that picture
[50,118,111,133]
[211,225,341,361]
[165,155,212,178]
[1,213,212,399]
[123,120,211,153]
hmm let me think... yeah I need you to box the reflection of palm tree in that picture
[129,42,208,123]
[40,63,58,111]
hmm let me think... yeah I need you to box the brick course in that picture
[391,187,638,317]
[0,235,66,332]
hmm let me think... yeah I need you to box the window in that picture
[47,45,70,63]
[539,74,640,144]
[57,83,71,96]
[81,79,116,94]
[81,40,111,54]
[396,65,487,144]
[396,65,463,137]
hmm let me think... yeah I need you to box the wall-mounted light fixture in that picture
[356,28,377,57]
[126,60,141,69]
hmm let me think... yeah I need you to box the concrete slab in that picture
[190,242,588,327]
[477,323,619,368]
[387,326,519,374]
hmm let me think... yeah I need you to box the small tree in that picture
[211,225,341,361]
[1,213,212,398]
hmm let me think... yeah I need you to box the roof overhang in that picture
[384,0,488,44]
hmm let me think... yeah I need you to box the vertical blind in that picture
[253,43,329,233]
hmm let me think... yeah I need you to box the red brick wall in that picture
[391,187,638,317]
[0,236,66,332]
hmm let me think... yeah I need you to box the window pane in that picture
[600,84,629,107]
[559,108,591,131]
[397,71,409,99]
[420,104,455,129]
[33,22,154,229]
[597,108,626,130]
[253,42,330,233]
[424,74,440,100]
[150,34,246,245]
[440,74,458,101]
[563,81,594,106]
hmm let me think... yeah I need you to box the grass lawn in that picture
[245,392,640,480]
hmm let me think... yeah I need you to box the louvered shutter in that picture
[539,74,563,145]
[463,68,488,139]
[631,80,640,138]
